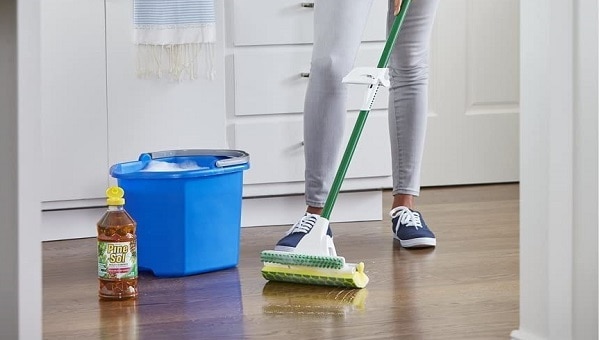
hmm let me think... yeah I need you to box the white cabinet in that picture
[41,0,228,239]
[224,0,392,226]
[226,0,393,201]
[41,0,228,208]
[40,0,108,202]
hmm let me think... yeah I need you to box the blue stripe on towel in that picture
[133,0,215,25]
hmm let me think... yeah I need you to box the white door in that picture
[421,0,520,186]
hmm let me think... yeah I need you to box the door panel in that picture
[40,0,108,201]
[421,0,519,186]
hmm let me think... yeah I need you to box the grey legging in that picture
[304,0,439,208]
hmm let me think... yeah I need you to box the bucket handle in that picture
[142,149,249,168]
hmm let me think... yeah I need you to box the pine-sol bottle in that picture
[97,186,138,300]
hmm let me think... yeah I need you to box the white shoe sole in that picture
[274,245,296,252]
[394,236,436,248]
[274,235,336,255]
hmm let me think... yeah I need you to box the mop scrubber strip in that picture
[261,262,369,289]
[261,250,345,269]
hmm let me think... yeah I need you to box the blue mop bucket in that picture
[110,149,250,277]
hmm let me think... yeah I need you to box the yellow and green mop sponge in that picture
[260,216,369,289]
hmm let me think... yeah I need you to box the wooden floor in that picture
[43,184,519,340]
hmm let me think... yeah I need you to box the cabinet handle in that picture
[300,72,310,78]
[300,2,314,8]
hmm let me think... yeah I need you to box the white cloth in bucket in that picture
[141,160,207,172]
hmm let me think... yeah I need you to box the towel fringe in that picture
[136,43,216,81]
[133,0,216,81]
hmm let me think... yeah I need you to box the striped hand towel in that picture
[134,0,216,81]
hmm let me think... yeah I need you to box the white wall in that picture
[572,0,599,338]
[0,2,19,337]
[0,0,43,339]
[512,0,598,339]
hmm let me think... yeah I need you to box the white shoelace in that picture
[285,213,319,235]
[390,206,422,232]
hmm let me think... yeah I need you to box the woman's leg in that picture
[387,0,439,205]
[275,0,376,251]
[304,0,375,210]
[387,0,439,248]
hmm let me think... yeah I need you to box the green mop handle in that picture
[321,0,412,220]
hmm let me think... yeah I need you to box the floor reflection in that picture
[392,241,436,336]
[99,299,139,340]
[261,281,368,317]
[121,268,244,338]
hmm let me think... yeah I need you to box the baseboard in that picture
[241,190,383,227]
[42,190,384,241]
[510,329,547,340]
[42,207,106,241]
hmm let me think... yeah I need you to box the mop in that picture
[260,0,412,289]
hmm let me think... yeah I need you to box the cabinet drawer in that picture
[234,45,389,116]
[232,0,387,46]
[234,111,391,185]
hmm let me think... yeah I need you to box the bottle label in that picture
[98,241,137,279]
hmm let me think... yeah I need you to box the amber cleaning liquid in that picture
[97,187,138,300]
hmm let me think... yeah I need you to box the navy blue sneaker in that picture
[390,206,436,248]
[274,213,333,252]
